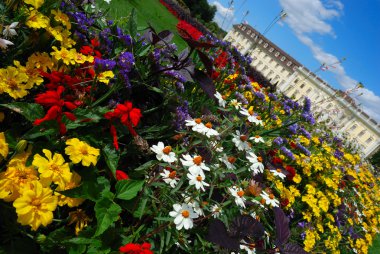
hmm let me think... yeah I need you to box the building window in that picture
[242,26,246,31]
[251,33,255,38]
[269,47,274,52]
[326,103,332,109]
[300,83,305,89]
[293,66,298,71]
[306,88,312,93]
[350,124,357,131]
[287,61,292,66]
[366,137,374,144]
[264,43,268,48]
[258,39,263,44]
[358,130,366,137]
[340,114,346,120]
[275,52,280,57]
[294,79,299,84]
[281,68,285,73]
[247,30,251,35]
[275,63,280,68]
[269,59,274,63]
[281,56,286,61]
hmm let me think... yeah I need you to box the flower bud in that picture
[36,234,46,243]
[15,140,28,153]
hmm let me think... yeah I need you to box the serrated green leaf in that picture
[1,102,44,122]
[102,145,119,178]
[115,179,144,200]
[94,196,122,237]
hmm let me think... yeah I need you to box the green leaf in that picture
[1,102,44,122]
[102,145,119,178]
[94,195,122,237]
[115,179,144,200]
[127,8,137,37]
[65,238,102,245]
[133,160,157,171]
[60,176,110,202]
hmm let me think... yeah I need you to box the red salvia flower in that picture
[119,242,153,254]
[116,170,129,181]
[33,86,77,134]
[104,101,142,150]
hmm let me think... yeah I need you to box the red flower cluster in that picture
[33,86,77,134]
[104,101,142,150]
[119,242,153,254]
[176,20,203,41]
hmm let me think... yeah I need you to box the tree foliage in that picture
[182,0,217,23]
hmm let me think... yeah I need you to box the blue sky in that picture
[208,0,380,122]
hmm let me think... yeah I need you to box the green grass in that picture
[369,234,380,254]
[97,0,188,50]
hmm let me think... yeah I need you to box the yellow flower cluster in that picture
[0,137,99,230]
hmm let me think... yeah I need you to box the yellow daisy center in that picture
[181,210,190,218]
[162,146,172,154]
[193,156,203,165]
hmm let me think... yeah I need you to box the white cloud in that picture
[279,0,380,122]
[210,1,235,31]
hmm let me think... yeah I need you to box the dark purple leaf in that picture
[192,69,215,99]
[274,207,290,246]
[207,219,240,250]
[157,30,174,44]
[196,49,214,76]
[282,243,309,254]
[230,215,265,239]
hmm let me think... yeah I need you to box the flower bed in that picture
[0,1,379,253]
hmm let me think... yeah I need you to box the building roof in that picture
[232,23,380,128]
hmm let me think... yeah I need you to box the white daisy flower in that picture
[260,191,279,207]
[150,141,177,163]
[211,204,223,218]
[250,135,265,143]
[0,38,14,49]
[232,130,251,151]
[229,186,246,208]
[185,118,205,132]
[214,91,226,108]
[180,154,210,175]
[3,22,18,38]
[202,122,219,138]
[239,108,260,124]
[230,99,242,110]
[246,152,264,175]
[169,203,199,230]
[187,170,209,192]
[160,169,179,188]
[219,154,237,170]
[270,169,286,180]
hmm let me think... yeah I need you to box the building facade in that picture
[224,24,380,158]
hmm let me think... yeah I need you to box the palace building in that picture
[224,24,380,158]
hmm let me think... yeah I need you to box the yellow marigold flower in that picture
[0,132,9,159]
[311,136,320,145]
[46,25,64,41]
[74,52,93,64]
[57,172,84,207]
[293,174,302,183]
[32,149,72,188]
[61,30,76,48]
[0,158,39,202]
[24,0,44,9]
[303,229,316,252]
[26,10,50,29]
[13,180,57,231]
[0,66,30,99]
[98,71,115,85]
[51,9,71,29]
[50,46,76,65]
[13,60,44,89]
[65,138,100,166]
[27,52,54,72]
